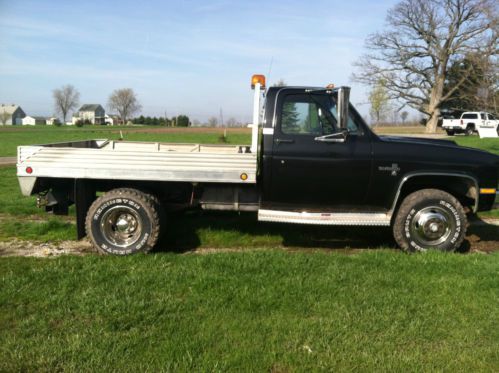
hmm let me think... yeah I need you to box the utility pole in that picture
[220,107,226,139]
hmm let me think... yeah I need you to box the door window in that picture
[279,94,362,136]
[281,100,322,135]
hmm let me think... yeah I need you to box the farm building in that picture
[22,116,47,125]
[46,117,59,125]
[105,114,121,126]
[0,104,26,125]
[73,104,105,125]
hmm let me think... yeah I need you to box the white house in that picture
[22,116,47,125]
[73,104,105,125]
[0,104,26,125]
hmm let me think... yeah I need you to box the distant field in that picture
[0,125,251,157]
[372,125,445,134]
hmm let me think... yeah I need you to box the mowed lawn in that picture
[1,251,498,371]
[0,126,498,371]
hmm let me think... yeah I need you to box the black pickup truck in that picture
[17,75,499,254]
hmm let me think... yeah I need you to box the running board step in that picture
[258,209,391,226]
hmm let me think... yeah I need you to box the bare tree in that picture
[53,84,80,123]
[401,111,409,124]
[207,117,218,127]
[108,88,142,125]
[353,0,498,132]
[368,80,391,124]
[272,79,287,87]
[226,117,238,127]
[0,110,10,125]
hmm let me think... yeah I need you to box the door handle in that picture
[275,138,295,144]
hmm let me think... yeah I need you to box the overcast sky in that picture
[0,0,400,122]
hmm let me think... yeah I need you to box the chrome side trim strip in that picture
[258,209,391,226]
[390,172,480,213]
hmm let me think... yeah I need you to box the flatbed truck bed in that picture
[17,139,257,196]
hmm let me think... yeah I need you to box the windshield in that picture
[320,95,361,135]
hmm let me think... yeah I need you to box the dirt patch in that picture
[0,221,496,258]
[0,157,16,166]
[0,239,95,257]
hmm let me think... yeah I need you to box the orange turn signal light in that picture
[240,173,248,181]
[251,74,266,89]
[479,188,496,194]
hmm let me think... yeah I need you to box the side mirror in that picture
[337,87,351,130]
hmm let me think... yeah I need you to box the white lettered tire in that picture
[85,188,160,255]
[393,189,467,252]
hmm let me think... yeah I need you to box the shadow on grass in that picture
[155,210,397,253]
[459,219,499,254]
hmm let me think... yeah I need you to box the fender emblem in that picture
[378,163,400,176]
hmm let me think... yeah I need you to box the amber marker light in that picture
[479,188,496,194]
[326,83,335,89]
[240,173,248,181]
[251,74,266,89]
[26,166,33,174]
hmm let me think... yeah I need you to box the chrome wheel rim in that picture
[100,206,142,247]
[410,206,454,246]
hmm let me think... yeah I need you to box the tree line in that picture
[132,115,190,127]
[52,85,244,127]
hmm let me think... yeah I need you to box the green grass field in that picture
[0,125,250,157]
[1,251,498,371]
[1,126,498,371]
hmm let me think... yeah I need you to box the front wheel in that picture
[85,188,161,255]
[393,189,467,252]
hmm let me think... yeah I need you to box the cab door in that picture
[267,92,372,209]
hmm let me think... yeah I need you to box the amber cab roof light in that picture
[251,74,266,90]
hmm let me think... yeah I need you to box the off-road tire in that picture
[85,188,160,255]
[110,187,165,221]
[393,189,467,252]
[445,129,454,136]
